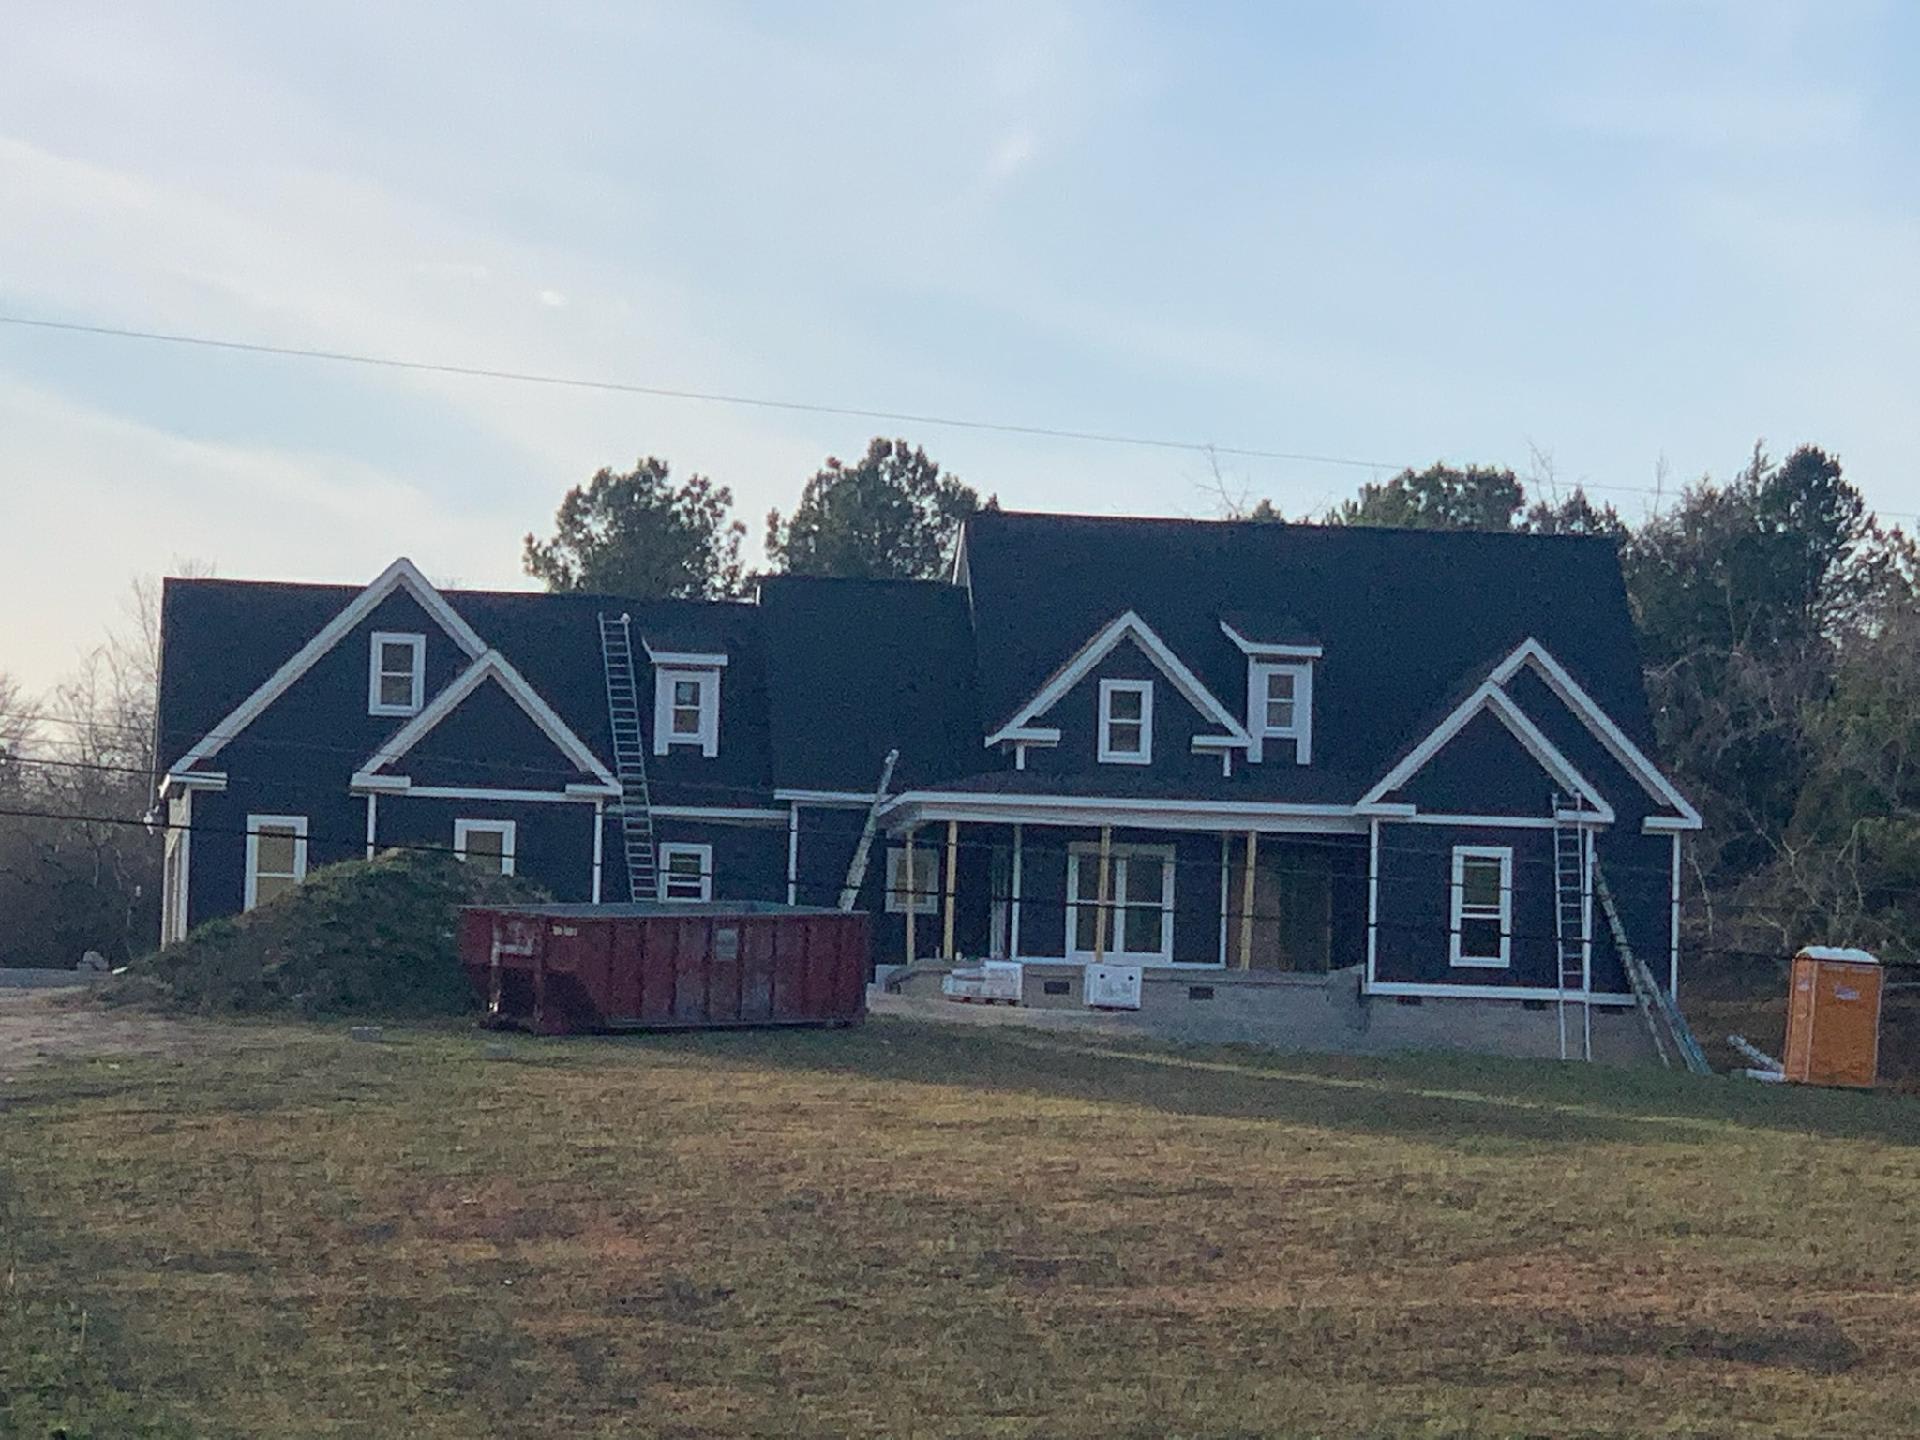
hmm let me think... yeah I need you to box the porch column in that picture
[1238,830,1259,970]
[904,826,918,966]
[941,819,959,960]
[1010,822,1024,960]
[1093,824,1113,964]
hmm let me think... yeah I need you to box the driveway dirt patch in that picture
[0,990,274,1077]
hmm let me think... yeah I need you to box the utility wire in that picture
[0,314,1402,473]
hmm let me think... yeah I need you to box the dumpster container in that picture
[1783,946,1884,1088]
[459,902,869,1035]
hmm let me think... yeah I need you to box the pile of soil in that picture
[107,849,545,1018]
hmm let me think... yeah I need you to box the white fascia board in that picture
[1190,734,1252,751]
[357,650,618,791]
[982,610,1250,748]
[773,788,883,806]
[405,785,601,804]
[168,557,487,775]
[650,805,789,823]
[1491,638,1702,827]
[1643,814,1703,833]
[879,789,1369,834]
[643,648,729,669]
[1356,680,1613,820]
[1220,621,1323,659]
[565,781,623,798]
[159,770,228,796]
[1364,980,1637,1005]
[988,726,1061,747]
[349,772,411,793]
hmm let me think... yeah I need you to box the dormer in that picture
[646,643,726,758]
[1221,616,1320,765]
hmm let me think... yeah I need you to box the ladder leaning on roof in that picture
[839,749,899,911]
[597,613,658,904]
[1550,795,1593,1062]
[1595,862,1712,1075]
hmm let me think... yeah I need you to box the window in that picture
[368,632,426,716]
[658,843,713,902]
[1250,662,1313,764]
[886,844,939,914]
[245,814,308,910]
[1066,844,1176,962]
[454,819,516,876]
[1098,679,1154,764]
[654,667,720,757]
[1450,846,1512,968]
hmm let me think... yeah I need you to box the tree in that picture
[765,437,986,580]
[524,458,745,599]
[1329,463,1526,531]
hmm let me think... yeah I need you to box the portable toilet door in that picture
[1782,946,1884,1088]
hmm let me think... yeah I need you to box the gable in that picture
[1383,707,1594,816]
[355,653,617,796]
[984,610,1247,749]
[165,558,486,781]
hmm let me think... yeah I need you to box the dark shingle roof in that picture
[960,510,1653,798]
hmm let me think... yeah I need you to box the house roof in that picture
[959,510,1656,803]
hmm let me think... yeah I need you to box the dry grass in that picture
[6,1018,1920,1438]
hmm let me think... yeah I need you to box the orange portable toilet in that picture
[1782,946,1884,1088]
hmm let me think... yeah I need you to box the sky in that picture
[3,1,1917,696]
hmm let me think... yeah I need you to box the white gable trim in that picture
[1490,639,1702,828]
[354,650,618,793]
[166,557,487,778]
[984,610,1249,749]
[1220,620,1323,659]
[1359,681,1614,821]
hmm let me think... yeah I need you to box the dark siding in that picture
[394,681,593,791]
[1371,822,1559,990]
[649,819,788,906]
[378,794,598,903]
[1021,642,1231,789]
[1389,709,1567,817]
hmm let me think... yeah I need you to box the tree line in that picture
[2,433,1912,973]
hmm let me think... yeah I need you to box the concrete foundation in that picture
[883,963,1660,1065]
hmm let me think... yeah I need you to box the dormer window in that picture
[653,662,722,757]
[1250,661,1313,764]
[368,632,425,716]
[1098,679,1153,765]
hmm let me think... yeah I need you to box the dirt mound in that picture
[108,849,545,1018]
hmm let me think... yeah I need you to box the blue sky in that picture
[3,1,1916,692]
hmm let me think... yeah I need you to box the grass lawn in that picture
[6,1017,1920,1439]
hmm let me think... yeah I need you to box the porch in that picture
[877,806,1371,975]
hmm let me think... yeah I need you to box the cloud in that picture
[536,288,568,309]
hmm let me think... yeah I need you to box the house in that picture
[153,510,1697,1049]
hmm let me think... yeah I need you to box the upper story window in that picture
[368,632,426,716]
[1250,662,1313,765]
[1098,679,1154,765]
[653,666,720,757]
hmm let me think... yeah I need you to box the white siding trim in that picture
[364,792,378,860]
[168,557,485,778]
[453,818,517,875]
[367,631,426,716]
[1670,831,1683,1000]
[657,842,714,902]
[786,803,800,905]
[1448,845,1512,969]
[1097,678,1154,765]
[983,609,1249,748]
[356,651,618,792]
[244,814,308,911]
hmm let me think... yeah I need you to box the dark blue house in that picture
[154,511,1697,1044]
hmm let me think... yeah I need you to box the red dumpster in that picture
[458,902,870,1036]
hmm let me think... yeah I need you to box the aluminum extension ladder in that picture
[1550,796,1592,1061]
[598,613,658,903]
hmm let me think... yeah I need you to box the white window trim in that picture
[1249,661,1313,765]
[1449,845,1512,969]
[1066,842,1176,963]
[453,818,517,875]
[244,814,309,911]
[885,844,939,914]
[657,841,713,902]
[654,667,720,758]
[368,632,427,717]
[1097,679,1154,765]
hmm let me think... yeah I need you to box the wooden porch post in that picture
[1238,830,1259,970]
[904,827,918,966]
[941,819,959,960]
[1093,824,1113,964]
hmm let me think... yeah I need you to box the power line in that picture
[0,313,1403,474]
